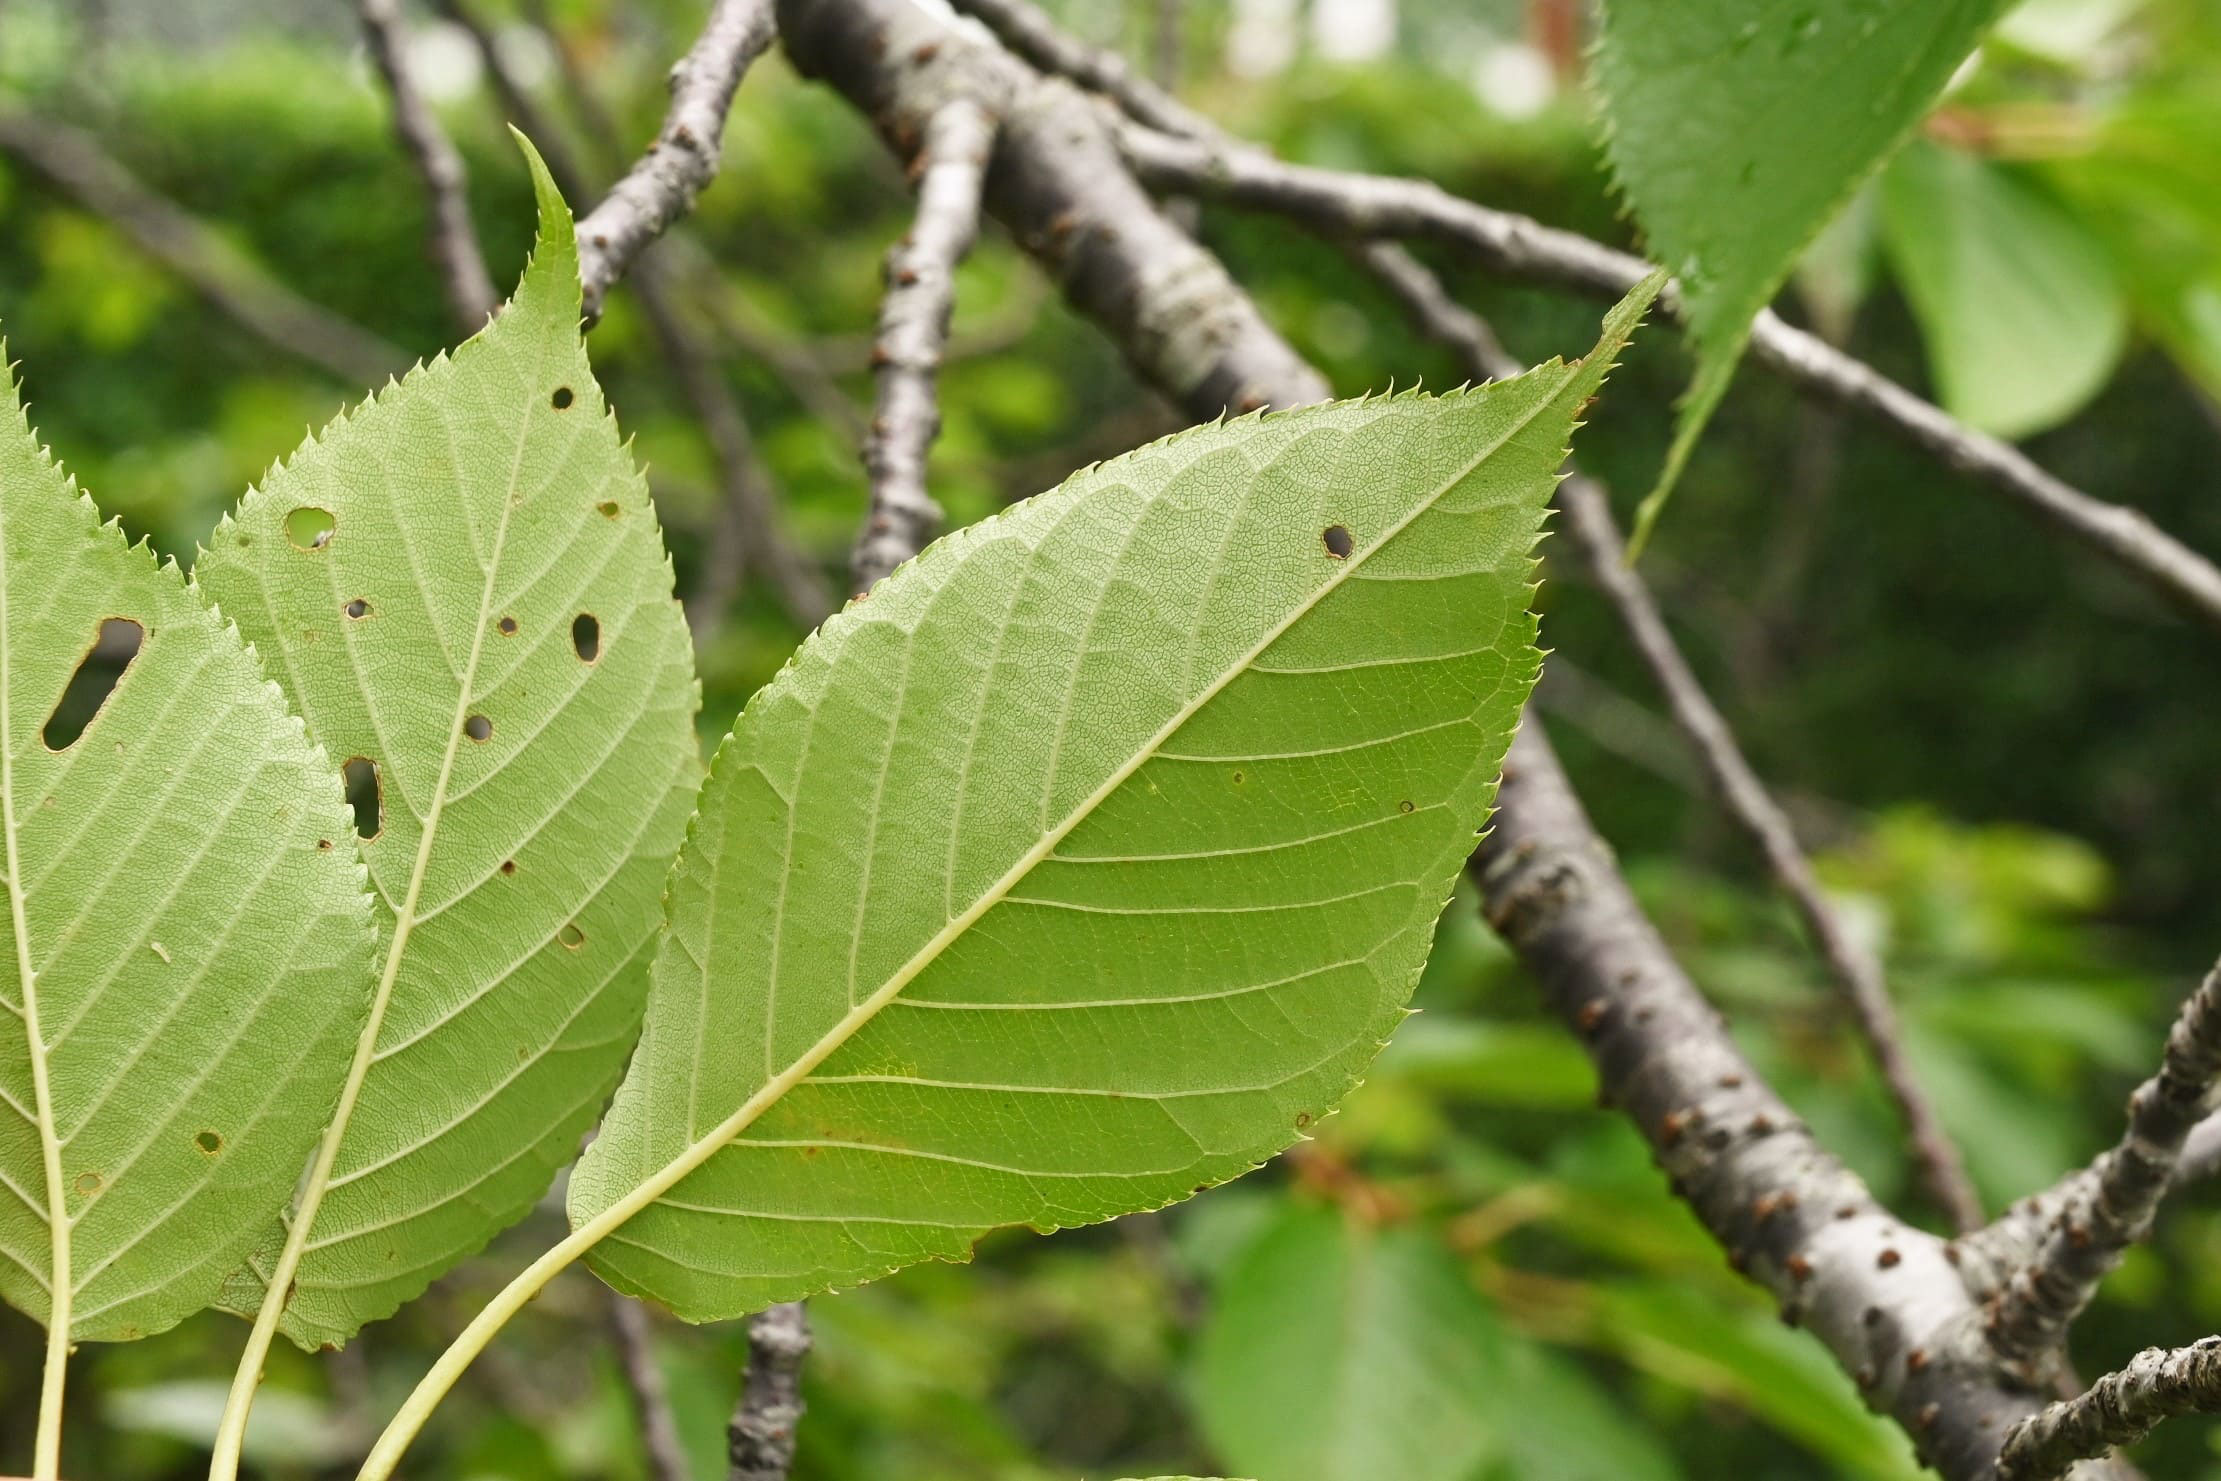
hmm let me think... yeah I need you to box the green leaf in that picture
[193,144,701,1347]
[1594,0,2014,548]
[1879,140,2127,437]
[566,275,1665,1320]
[1191,1205,1507,1481]
[0,361,373,1342]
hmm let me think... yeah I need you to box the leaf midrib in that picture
[579,376,1572,1240]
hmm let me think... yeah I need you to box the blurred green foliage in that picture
[4,0,2221,1477]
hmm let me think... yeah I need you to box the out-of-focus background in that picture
[4,0,2221,1476]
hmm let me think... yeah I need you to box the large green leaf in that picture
[1191,1205,1508,1481]
[565,276,1663,1320]
[193,147,700,1347]
[1880,140,2126,438]
[1594,0,2014,546]
[0,361,373,1343]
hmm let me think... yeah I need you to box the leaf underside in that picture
[0,363,373,1342]
[195,151,700,1348]
[567,280,1660,1322]
[1595,0,2013,544]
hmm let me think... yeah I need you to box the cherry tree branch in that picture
[1998,1340,2221,1480]
[1354,238,1983,1233]
[0,111,406,385]
[775,4,2075,1474]
[575,0,776,321]
[355,0,498,330]
[1108,122,2221,639]
[1984,960,2221,1377]
[442,0,831,630]
[607,1292,690,1481]
[853,97,997,595]
[729,1300,810,1481]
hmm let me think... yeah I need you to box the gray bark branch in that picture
[0,112,406,385]
[1355,237,1983,1234]
[356,0,498,331]
[776,3,2085,1474]
[854,97,997,595]
[1999,1340,2221,1480]
[1985,960,2221,1376]
[729,1300,810,1481]
[1111,121,2221,639]
[607,1292,691,1481]
[576,0,776,321]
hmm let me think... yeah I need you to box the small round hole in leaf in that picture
[497,615,519,636]
[551,386,575,410]
[596,500,621,519]
[557,922,585,950]
[74,1172,99,1196]
[1322,524,1354,559]
[286,507,336,551]
[195,1130,223,1155]
[500,859,517,876]
[572,613,600,663]
[344,598,370,620]
[464,714,492,742]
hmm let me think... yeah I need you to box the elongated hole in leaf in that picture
[342,757,381,840]
[572,613,600,662]
[464,714,492,742]
[551,386,575,410]
[557,922,585,950]
[195,1130,222,1154]
[1322,524,1354,559]
[42,617,143,751]
[286,506,336,550]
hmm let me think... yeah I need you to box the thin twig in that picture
[1998,1339,2221,1480]
[1339,237,1987,1232]
[607,1292,691,1481]
[729,1301,810,1481]
[854,97,997,594]
[1986,959,2221,1375]
[443,0,832,631]
[576,0,777,320]
[356,0,498,330]
[1108,120,2221,639]
[0,112,406,385]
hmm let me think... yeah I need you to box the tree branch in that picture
[1985,960,2221,1376]
[1109,121,2221,639]
[0,111,406,385]
[1358,237,1982,1232]
[575,0,776,321]
[777,4,2075,1474]
[729,1300,809,1481]
[775,0,1328,415]
[441,0,831,630]
[1998,1340,2221,1480]
[607,1291,690,1481]
[853,96,997,595]
[356,0,498,331]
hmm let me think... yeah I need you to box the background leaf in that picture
[0,364,372,1342]
[566,281,1659,1321]
[1593,0,2015,540]
[1189,1205,1508,1481]
[1880,140,2128,437]
[193,151,700,1348]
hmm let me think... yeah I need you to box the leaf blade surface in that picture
[0,362,373,1343]
[195,151,700,1347]
[568,283,1660,1319]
